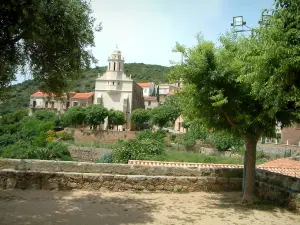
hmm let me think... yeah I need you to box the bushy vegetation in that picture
[207,131,244,151]
[97,152,114,163]
[0,110,73,160]
[112,139,164,163]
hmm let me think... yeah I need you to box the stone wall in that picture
[0,159,243,192]
[256,169,300,210]
[0,159,243,178]
[68,146,112,162]
[257,144,300,158]
[73,129,136,144]
[0,170,242,192]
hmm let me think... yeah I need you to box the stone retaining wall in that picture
[0,170,242,192]
[0,159,244,178]
[256,169,300,210]
[68,146,112,162]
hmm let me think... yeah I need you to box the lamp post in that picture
[231,16,253,35]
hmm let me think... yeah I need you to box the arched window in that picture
[119,62,121,71]
[109,62,110,70]
[113,62,116,70]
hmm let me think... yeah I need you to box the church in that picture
[94,48,145,130]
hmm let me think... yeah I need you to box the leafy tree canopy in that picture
[239,0,300,124]
[0,0,98,100]
[63,106,87,127]
[33,110,57,121]
[131,109,150,129]
[108,109,126,128]
[85,104,108,129]
[150,105,177,128]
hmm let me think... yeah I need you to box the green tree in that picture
[163,94,181,123]
[131,109,150,130]
[240,0,300,126]
[33,110,57,121]
[168,31,289,204]
[150,105,175,129]
[63,106,87,128]
[0,0,99,100]
[85,104,108,130]
[108,109,126,131]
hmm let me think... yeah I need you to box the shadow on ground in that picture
[0,190,156,225]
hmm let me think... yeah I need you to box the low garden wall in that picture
[256,169,300,210]
[0,159,242,192]
[0,159,299,210]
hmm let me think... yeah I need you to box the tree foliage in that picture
[85,104,108,129]
[33,110,57,121]
[168,23,299,203]
[0,0,97,100]
[63,106,87,127]
[131,109,150,130]
[150,104,179,128]
[108,109,126,129]
[240,0,300,125]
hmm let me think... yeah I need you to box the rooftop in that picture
[138,82,152,87]
[31,91,52,97]
[71,92,94,99]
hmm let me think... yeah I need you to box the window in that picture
[45,101,48,108]
[113,62,116,70]
[148,101,151,106]
[33,101,36,108]
[113,81,115,85]
[109,63,110,70]
[51,101,54,109]
[81,102,86,107]
[119,62,121,71]
[73,102,78,106]
[118,82,120,85]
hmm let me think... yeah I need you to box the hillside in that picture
[0,63,171,115]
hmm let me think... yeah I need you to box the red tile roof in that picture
[71,92,94,99]
[257,158,300,177]
[31,91,51,97]
[138,83,152,87]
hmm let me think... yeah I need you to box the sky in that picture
[15,0,274,83]
[91,0,274,67]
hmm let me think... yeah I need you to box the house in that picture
[70,92,94,107]
[29,91,94,115]
[174,115,187,133]
[137,82,155,97]
[29,91,67,115]
[94,48,145,131]
[281,123,300,145]
[158,84,179,103]
[144,96,159,110]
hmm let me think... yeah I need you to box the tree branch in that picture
[223,111,237,127]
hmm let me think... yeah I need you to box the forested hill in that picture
[0,63,171,115]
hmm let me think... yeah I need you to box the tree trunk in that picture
[241,135,258,204]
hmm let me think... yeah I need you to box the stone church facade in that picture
[94,49,144,130]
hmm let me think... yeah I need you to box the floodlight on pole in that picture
[231,16,246,27]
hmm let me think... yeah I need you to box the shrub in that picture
[208,131,243,151]
[56,131,74,140]
[182,132,196,147]
[0,141,71,161]
[170,134,176,142]
[136,130,153,140]
[45,142,71,159]
[136,129,166,141]
[0,133,18,148]
[34,110,57,121]
[97,152,113,163]
[0,140,37,159]
[113,139,164,163]
[153,129,166,140]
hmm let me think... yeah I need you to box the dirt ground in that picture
[0,190,299,225]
